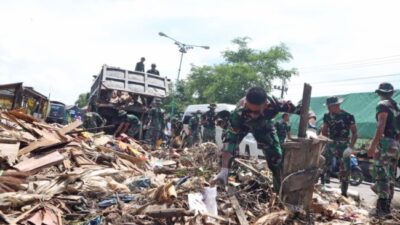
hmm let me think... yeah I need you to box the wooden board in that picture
[14,151,64,173]
[58,120,82,135]
[281,138,320,211]
[0,139,20,165]
[228,187,249,225]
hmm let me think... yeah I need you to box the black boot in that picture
[383,199,391,215]
[376,199,385,217]
[320,174,325,185]
[341,181,348,197]
[325,171,331,184]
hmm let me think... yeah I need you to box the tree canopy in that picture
[75,92,90,108]
[164,37,297,114]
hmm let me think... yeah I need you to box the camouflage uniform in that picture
[275,119,291,144]
[83,112,105,129]
[202,109,216,143]
[371,100,400,200]
[322,110,355,188]
[224,100,296,192]
[145,106,165,148]
[188,114,200,147]
[126,114,141,138]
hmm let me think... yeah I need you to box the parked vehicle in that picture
[88,65,170,137]
[349,154,364,186]
[46,101,67,124]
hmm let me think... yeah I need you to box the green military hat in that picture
[208,103,217,108]
[325,96,344,106]
[118,110,127,117]
[375,82,394,94]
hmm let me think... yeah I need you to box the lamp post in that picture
[158,32,209,116]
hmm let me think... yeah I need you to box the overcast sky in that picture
[1,0,400,105]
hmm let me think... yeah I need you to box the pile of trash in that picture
[0,109,394,225]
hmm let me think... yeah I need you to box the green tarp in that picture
[289,90,400,139]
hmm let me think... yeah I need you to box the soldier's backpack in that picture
[380,99,400,132]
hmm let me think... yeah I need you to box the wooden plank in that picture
[18,137,60,156]
[228,187,249,225]
[58,120,82,135]
[0,140,20,165]
[14,151,64,173]
[298,83,312,138]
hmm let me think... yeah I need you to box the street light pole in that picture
[158,32,209,116]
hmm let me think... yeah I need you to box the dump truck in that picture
[88,65,171,136]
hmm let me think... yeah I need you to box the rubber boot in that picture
[375,199,385,217]
[341,181,348,197]
[383,199,391,215]
[325,171,331,184]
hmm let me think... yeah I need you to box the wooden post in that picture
[298,83,312,138]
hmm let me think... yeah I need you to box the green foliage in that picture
[163,37,297,112]
[75,92,90,108]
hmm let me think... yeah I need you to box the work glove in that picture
[343,147,352,158]
[213,168,229,185]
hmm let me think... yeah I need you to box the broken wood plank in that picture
[58,120,82,135]
[298,83,312,138]
[228,187,249,225]
[0,140,20,165]
[14,151,64,173]
[145,208,195,218]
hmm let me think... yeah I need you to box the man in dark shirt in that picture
[147,63,160,75]
[321,96,358,197]
[135,57,145,72]
[368,83,400,216]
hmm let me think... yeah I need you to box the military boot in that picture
[341,181,348,197]
[375,199,385,217]
[383,199,391,215]
[325,171,331,184]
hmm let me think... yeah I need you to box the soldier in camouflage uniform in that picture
[275,113,292,144]
[145,99,165,150]
[114,110,141,139]
[368,83,400,216]
[321,96,358,197]
[83,111,105,129]
[201,103,217,143]
[188,110,201,147]
[213,87,299,193]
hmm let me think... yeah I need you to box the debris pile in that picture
[0,109,389,224]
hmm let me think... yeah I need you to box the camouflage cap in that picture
[325,96,344,106]
[375,82,394,94]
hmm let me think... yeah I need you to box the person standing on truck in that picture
[201,103,217,143]
[368,83,400,216]
[147,63,160,76]
[188,110,201,147]
[146,98,165,150]
[275,113,292,144]
[321,96,358,197]
[135,57,146,72]
[213,87,299,193]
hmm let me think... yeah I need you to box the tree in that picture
[185,37,297,104]
[75,92,90,108]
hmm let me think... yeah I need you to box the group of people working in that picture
[83,82,398,217]
[212,83,398,217]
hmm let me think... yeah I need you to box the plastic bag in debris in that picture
[98,195,136,208]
